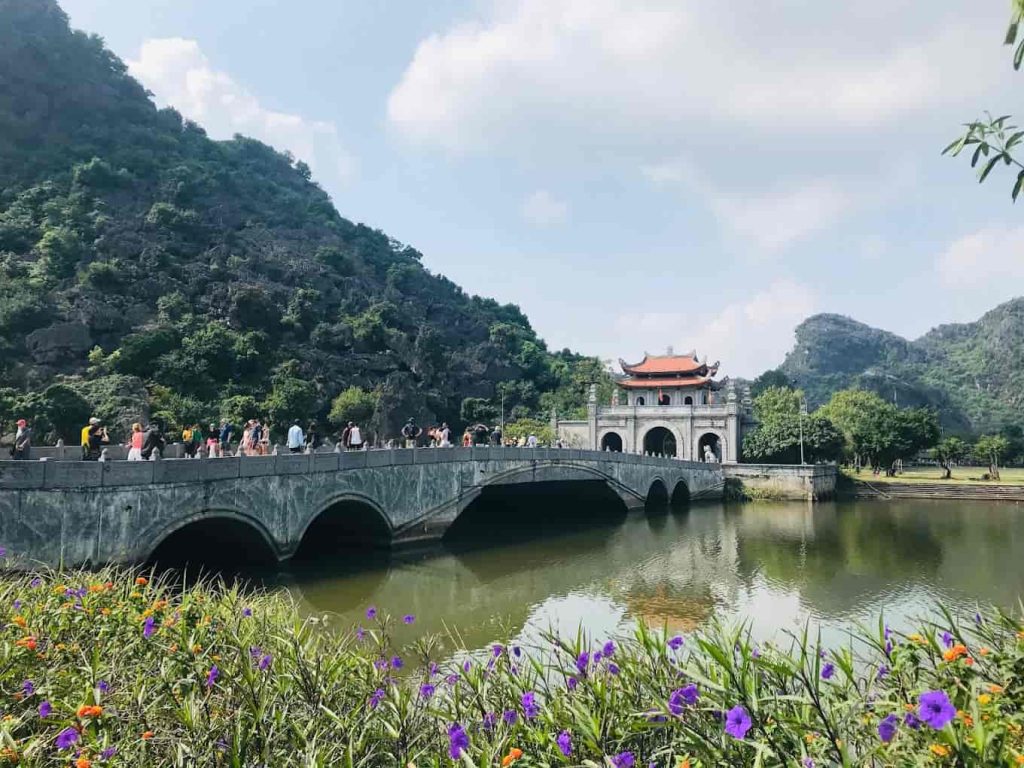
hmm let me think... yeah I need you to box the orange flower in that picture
[100,608,111,616]
[938,644,958,662]
[141,731,154,741]
[89,584,103,593]
[76,705,103,718]
[500,748,523,767]
[1015,756,1024,765]
[964,657,975,666]
[152,600,167,611]
[75,757,91,768]
[0,747,17,764]
[12,616,26,628]
[959,711,974,728]
[930,744,950,757]
[678,761,691,768]
[979,647,990,656]
[15,637,36,651]
[135,577,148,586]
[103,581,113,589]
[990,684,1005,694]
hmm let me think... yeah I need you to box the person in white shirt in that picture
[438,422,451,447]
[526,433,538,448]
[347,422,363,450]
[287,420,305,453]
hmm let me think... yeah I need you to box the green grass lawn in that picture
[842,465,1024,485]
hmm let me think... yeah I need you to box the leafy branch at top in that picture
[944,1,1024,201]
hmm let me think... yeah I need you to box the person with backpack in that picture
[141,422,166,460]
[401,418,421,448]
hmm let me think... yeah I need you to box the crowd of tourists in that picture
[5,414,549,461]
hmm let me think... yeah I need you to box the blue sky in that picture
[61,0,1024,377]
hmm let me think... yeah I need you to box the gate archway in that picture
[643,427,677,457]
[600,432,623,452]
[698,432,722,463]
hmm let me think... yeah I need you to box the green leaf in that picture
[1012,171,1024,201]
[979,155,1001,183]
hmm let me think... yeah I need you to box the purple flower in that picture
[29,577,41,588]
[567,676,578,690]
[258,654,272,671]
[608,662,620,675]
[821,662,835,680]
[419,683,435,699]
[0,547,7,558]
[21,680,34,697]
[482,712,497,731]
[366,606,377,620]
[242,607,252,617]
[355,626,366,641]
[522,691,540,719]
[802,759,815,768]
[368,688,385,709]
[878,713,898,743]
[444,674,459,686]
[100,746,117,761]
[206,665,219,688]
[876,665,889,680]
[725,705,752,739]
[403,614,415,625]
[751,646,761,659]
[575,651,590,674]
[390,655,403,669]
[39,700,51,718]
[249,646,262,659]
[669,684,699,714]
[918,690,956,729]
[884,640,893,657]
[884,624,892,640]
[56,727,79,750]
[611,752,634,768]
[903,712,922,730]
[941,631,954,648]
[512,645,521,658]
[492,644,504,658]
[975,612,983,626]
[668,635,684,651]
[428,662,439,678]
[142,615,155,639]
[503,709,518,725]
[97,680,110,694]
[448,723,469,760]
[818,648,827,659]
[13,600,21,610]
[557,730,572,756]
[462,660,472,673]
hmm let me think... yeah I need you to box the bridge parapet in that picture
[0,448,702,491]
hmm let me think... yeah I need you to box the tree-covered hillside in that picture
[0,0,611,441]
[774,299,1024,436]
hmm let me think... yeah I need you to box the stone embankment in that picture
[843,478,1024,503]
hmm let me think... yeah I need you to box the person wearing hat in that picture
[12,419,31,460]
[401,417,421,449]
[83,417,108,461]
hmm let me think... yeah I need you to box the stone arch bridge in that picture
[0,447,725,568]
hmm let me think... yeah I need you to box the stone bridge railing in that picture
[0,447,703,491]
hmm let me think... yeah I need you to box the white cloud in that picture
[387,0,994,151]
[614,280,816,377]
[521,190,569,226]
[128,38,353,183]
[936,226,1024,289]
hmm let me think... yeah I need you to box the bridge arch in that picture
[295,493,392,558]
[645,478,670,513]
[144,510,280,568]
[671,478,690,511]
[600,431,623,452]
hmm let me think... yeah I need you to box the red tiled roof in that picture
[616,376,713,389]
[620,354,704,375]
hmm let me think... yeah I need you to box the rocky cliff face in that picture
[0,0,605,438]
[777,299,1024,435]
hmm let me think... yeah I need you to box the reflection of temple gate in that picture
[697,433,721,463]
[644,427,677,457]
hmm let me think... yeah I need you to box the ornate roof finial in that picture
[666,345,673,356]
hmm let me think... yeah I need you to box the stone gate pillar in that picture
[587,384,599,450]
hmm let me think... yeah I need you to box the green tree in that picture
[742,387,843,464]
[931,436,968,480]
[220,395,260,427]
[460,397,498,425]
[502,418,554,446]
[263,372,319,432]
[974,434,1011,480]
[18,384,91,443]
[750,369,791,397]
[944,1,1024,200]
[328,387,378,428]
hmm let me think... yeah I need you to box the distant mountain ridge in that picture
[777,298,1024,435]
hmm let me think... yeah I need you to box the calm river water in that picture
[270,499,1024,653]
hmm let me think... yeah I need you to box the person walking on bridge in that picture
[401,418,421,449]
[287,420,305,454]
[347,421,364,450]
[12,419,31,460]
[125,423,144,461]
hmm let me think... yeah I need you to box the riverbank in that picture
[840,471,1024,502]
[2,566,1022,766]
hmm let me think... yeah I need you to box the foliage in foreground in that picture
[0,568,1023,767]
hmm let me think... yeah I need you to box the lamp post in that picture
[798,398,807,466]
[500,391,505,436]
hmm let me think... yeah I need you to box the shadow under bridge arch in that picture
[445,463,630,542]
[293,494,393,559]
[145,511,280,570]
